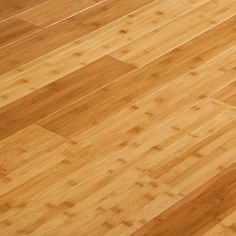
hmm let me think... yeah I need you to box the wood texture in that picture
[0,56,134,141]
[0,0,236,235]
[0,0,50,21]
[0,17,39,48]
[212,81,236,107]
[18,0,104,28]
[0,0,207,107]
[0,0,155,75]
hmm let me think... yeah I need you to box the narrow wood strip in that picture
[150,119,236,191]
[39,32,236,140]
[101,102,236,235]
[18,0,104,28]
[0,17,39,48]
[0,0,50,21]
[132,162,236,236]
[0,99,235,235]
[0,124,66,177]
[0,0,155,75]
[0,56,134,141]
[148,119,236,181]
[111,0,236,66]
[212,81,236,107]
[0,0,206,107]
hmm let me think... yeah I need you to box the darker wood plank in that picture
[212,81,236,107]
[0,56,135,141]
[0,0,154,75]
[132,162,236,236]
[0,17,39,48]
[0,0,50,21]
[39,16,236,138]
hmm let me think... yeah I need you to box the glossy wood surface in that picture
[0,0,235,235]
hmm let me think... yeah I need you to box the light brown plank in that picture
[0,17,39,48]
[132,162,236,236]
[0,99,235,235]
[0,0,206,107]
[0,0,50,21]
[0,56,134,141]
[0,1,235,235]
[18,0,104,28]
[0,0,155,75]
[39,37,236,140]
[212,81,236,107]
[0,124,66,177]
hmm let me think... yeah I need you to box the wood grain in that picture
[0,56,134,141]
[0,0,50,21]
[212,81,236,107]
[111,0,236,66]
[18,0,104,28]
[0,0,155,75]
[132,162,236,236]
[0,0,206,107]
[40,42,236,139]
[0,0,236,235]
[0,17,39,48]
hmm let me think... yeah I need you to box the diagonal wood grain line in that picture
[132,162,236,236]
[0,0,236,235]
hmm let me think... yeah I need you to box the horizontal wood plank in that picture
[132,162,236,236]
[0,17,39,48]
[0,0,155,75]
[18,0,104,28]
[0,56,134,141]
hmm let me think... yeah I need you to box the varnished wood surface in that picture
[0,0,235,235]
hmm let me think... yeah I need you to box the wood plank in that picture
[101,102,236,236]
[111,0,236,66]
[39,39,236,140]
[0,0,155,75]
[0,1,235,235]
[150,119,236,192]
[0,124,66,177]
[18,0,104,28]
[0,0,207,107]
[0,0,50,21]
[212,81,236,107]
[0,56,134,141]
[132,162,236,236]
[0,17,39,48]
[0,99,235,235]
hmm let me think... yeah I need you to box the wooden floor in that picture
[0,0,236,235]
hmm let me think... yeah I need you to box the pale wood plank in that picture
[40,44,236,140]
[111,0,236,66]
[0,0,50,21]
[0,17,39,48]
[1,99,235,235]
[0,56,134,141]
[0,0,206,107]
[0,1,235,235]
[212,81,236,107]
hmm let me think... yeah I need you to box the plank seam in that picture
[37,44,236,136]
[210,97,236,111]
[42,0,108,29]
